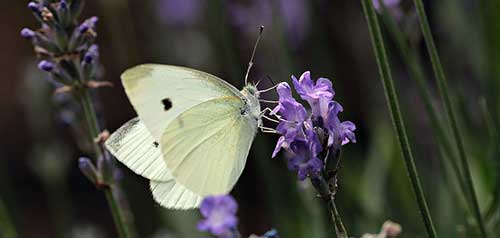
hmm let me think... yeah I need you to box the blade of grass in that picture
[378,3,470,210]
[479,98,500,223]
[412,0,488,237]
[360,0,438,237]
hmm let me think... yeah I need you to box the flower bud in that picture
[79,157,99,185]
[38,60,55,72]
[28,2,40,13]
[20,28,36,39]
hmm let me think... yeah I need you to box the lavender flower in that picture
[197,195,238,238]
[272,72,356,181]
[21,0,101,85]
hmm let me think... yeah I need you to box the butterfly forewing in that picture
[122,64,242,141]
[161,97,257,196]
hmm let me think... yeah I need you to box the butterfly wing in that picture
[105,118,202,209]
[161,97,258,196]
[121,64,242,141]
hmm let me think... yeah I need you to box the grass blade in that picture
[412,0,488,236]
[360,0,438,237]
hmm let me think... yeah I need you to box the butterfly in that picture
[104,27,276,209]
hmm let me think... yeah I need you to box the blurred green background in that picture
[3,0,500,237]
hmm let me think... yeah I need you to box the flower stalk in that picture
[377,2,471,211]
[360,0,438,237]
[411,0,488,236]
[78,89,130,238]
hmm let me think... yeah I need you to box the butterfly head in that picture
[241,84,262,126]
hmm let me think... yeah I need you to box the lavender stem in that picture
[78,90,130,238]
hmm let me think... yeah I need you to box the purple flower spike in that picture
[197,195,238,237]
[21,28,36,39]
[38,60,55,72]
[271,71,356,181]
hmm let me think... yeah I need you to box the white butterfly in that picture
[104,64,275,209]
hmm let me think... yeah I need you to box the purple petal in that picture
[272,136,285,158]
[199,196,216,217]
[276,82,292,100]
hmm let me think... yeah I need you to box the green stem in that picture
[360,0,438,237]
[0,196,17,238]
[378,4,471,210]
[480,98,500,222]
[79,90,130,238]
[412,0,488,237]
[328,198,348,238]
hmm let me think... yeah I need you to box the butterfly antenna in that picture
[244,26,264,85]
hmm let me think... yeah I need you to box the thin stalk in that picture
[328,198,348,238]
[360,0,438,237]
[412,0,488,237]
[480,98,500,222]
[378,5,470,208]
[79,90,130,238]
[0,196,16,238]
[310,175,348,238]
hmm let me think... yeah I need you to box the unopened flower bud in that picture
[38,60,55,72]
[79,157,99,185]
[28,2,40,13]
[21,28,36,39]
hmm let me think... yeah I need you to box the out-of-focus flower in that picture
[156,0,203,25]
[83,44,99,64]
[361,220,402,238]
[197,195,238,238]
[21,0,102,87]
[271,72,356,180]
[38,60,55,72]
[372,0,403,21]
[21,28,36,39]
[228,0,309,44]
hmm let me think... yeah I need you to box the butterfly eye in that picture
[240,108,248,115]
[161,98,172,111]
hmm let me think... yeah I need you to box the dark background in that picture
[2,0,499,237]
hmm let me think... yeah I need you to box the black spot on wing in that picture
[161,98,172,111]
[153,142,159,147]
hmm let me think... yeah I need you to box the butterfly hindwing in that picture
[161,97,257,196]
[105,118,203,209]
